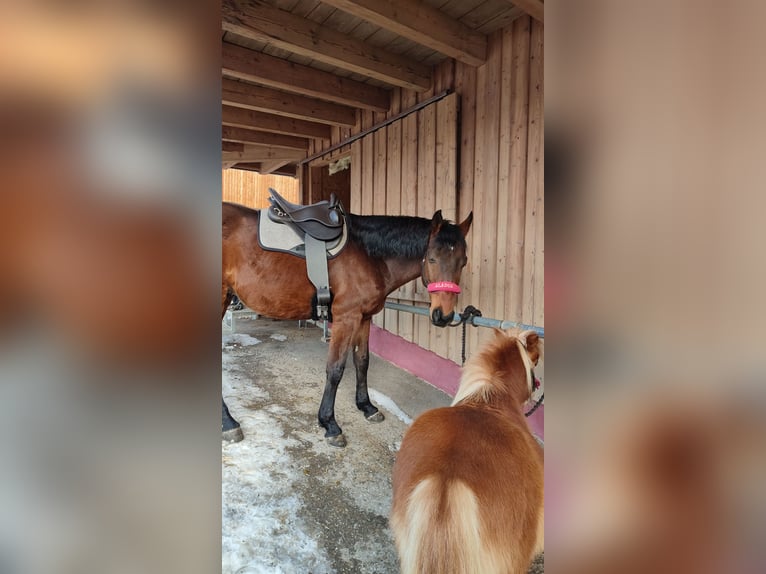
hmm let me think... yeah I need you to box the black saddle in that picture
[267,188,344,241]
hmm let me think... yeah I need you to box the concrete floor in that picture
[222,315,543,574]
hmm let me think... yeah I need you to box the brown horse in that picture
[390,329,544,573]
[221,202,473,447]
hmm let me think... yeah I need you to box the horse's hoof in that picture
[366,411,385,423]
[222,427,244,443]
[326,433,347,448]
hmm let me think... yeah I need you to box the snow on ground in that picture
[222,350,333,574]
[223,333,262,348]
[368,389,412,426]
[269,334,288,342]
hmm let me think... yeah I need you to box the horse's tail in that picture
[392,476,509,574]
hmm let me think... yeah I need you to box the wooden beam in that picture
[222,141,244,153]
[233,162,298,177]
[319,0,487,67]
[222,0,431,91]
[222,41,390,112]
[222,105,331,139]
[259,160,291,174]
[222,144,306,163]
[222,78,356,127]
[508,0,543,23]
[222,125,308,150]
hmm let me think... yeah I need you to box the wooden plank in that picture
[320,0,487,66]
[360,110,375,215]
[222,105,331,139]
[223,78,356,127]
[398,87,419,344]
[433,93,458,361]
[222,0,432,91]
[371,113,388,329]
[521,18,543,323]
[477,32,502,342]
[260,160,291,174]
[507,0,543,22]
[222,41,390,112]
[527,18,545,326]
[222,125,309,150]
[494,26,513,322]
[223,141,244,153]
[415,100,436,352]
[350,137,362,213]
[505,17,531,323]
[384,93,402,334]
[222,143,307,163]
[455,60,478,357]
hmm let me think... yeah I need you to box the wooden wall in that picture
[222,169,299,208]
[309,17,543,365]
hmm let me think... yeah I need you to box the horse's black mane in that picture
[346,213,465,259]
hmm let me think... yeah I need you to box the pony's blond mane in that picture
[451,331,537,406]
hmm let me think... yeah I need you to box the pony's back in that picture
[390,331,544,574]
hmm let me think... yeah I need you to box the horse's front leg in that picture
[353,318,384,422]
[318,320,354,447]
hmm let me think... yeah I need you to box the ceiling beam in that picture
[319,0,487,67]
[222,0,431,91]
[259,160,291,175]
[222,144,307,163]
[223,78,356,128]
[222,125,308,150]
[223,41,390,112]
[508,0,543,23]
[223,141,245,153]
[222,105,332,139]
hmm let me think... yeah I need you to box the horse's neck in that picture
[381,256,423,294]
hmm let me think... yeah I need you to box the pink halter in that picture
[427,281,462,294]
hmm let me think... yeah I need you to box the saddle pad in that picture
[258,209,348,259]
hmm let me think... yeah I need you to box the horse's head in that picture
[422,210,473,327]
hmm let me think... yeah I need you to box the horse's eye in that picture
[428,258,437,264]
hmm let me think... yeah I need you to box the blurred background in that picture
[0,1,221,573]
[546,1,766,572]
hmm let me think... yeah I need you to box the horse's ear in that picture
[458,212,473,237]
[429,210,444,236]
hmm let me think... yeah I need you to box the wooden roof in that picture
[222,0,543,174]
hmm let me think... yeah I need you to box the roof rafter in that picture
[222,0,431,91]
[223,41,390,112]
[319,0,487,67]
[223,78,356,127]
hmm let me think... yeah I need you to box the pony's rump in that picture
[392,476,508,574]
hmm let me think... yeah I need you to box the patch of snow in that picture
[222,333,262,348]
[222,411,332,574]
[369,389,412,425]
[269,334,288,342]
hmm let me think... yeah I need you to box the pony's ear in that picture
[458,212,473,237]
[519,330,541,364]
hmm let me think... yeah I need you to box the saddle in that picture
[265,188,347,321]
[268,188,343,241]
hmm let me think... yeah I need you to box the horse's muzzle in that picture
[431,307,454,327]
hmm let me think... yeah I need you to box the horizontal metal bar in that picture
[384,301,544,338]
[299,90,452,166]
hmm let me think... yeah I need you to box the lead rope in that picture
[451,305,543,417]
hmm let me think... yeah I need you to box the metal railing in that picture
[383,301,544,338]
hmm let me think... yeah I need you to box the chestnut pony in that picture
[391,330,544,573]
[222,202,473,447]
